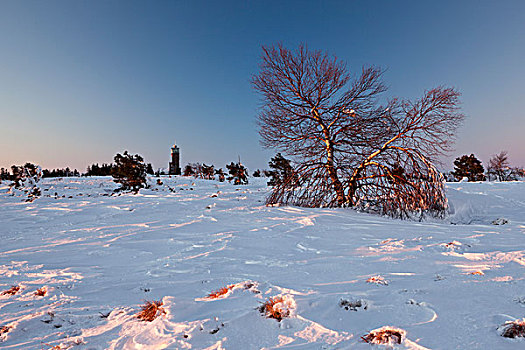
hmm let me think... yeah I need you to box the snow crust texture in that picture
[1,177,525,349]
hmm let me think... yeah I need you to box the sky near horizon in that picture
[1,0,524,172]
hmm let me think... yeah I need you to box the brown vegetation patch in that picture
[362,326,406,345]
[259,296,290,321]
[499,319,525,338]
[207,285,234,299]
[40,342,67,350]
[136,300,166,322]
[205,281,259,300]
[43,345,63,350]
[1,325,12,337]
[1,285,20,296]
[443,241,462,249]
[470,271,484,276]
[366,275,389,285]
[35,286,48,297]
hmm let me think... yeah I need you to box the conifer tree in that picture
[111,151,147,192]
[0,168,10,181]
[267,153,296,187]
[226,162,248,185]
[8,163,42,201]
[452,154,486,181]
[202,164,215,180]
[183,164,195,177]
[215,168,226,182]
[146,163,155,175]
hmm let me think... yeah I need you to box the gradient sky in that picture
[1,0,524,172]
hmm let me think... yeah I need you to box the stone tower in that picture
[169,143,181,175]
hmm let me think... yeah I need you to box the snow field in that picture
[0,177,524,349]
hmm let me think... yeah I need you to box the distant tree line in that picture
[1,165,79,180]
[43,168,80,178]
[3,149,522,198]
[1,161,156,181]
[182,161,250,185]
[86,163,114,176]
[85,162,154,176]
[447,151,524,182]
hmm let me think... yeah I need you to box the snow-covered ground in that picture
[1,176,524,349]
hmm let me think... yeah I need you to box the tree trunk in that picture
[313,108,346,207]
[325,140,346,206]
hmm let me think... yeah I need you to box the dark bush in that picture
[111,151,147,192]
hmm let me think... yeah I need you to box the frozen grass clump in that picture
[207,285,234,299]
[259,295,296,322]
[362,326,406,345]
[339,298,368,311]
[1,285,20,296]
[35,286,47,297]
[366,275,389,285]
[204,281,259,300]
[1,325,12,340]
[498,319,525,338]
[136,300,166,322]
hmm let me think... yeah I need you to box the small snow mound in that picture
[362,326,406,345]
[296,217,315,226]
[515,297,525,306]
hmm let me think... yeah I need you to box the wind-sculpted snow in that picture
[0,177,524,349]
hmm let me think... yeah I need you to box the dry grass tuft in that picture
[35,286,48,297]
[366,275,389,285]
[207,285,234,299]
[362,326,406,345]
[203,281,259,300]
[1,325,12,337]
[499,319,525,338]
[136,300,166,322]
[40,342,64,350]
[1,285,20,296]
[259,296,293,322]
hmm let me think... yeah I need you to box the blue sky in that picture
[1,0,524,172]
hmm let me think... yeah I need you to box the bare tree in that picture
[488,151,509,181]
[253,44,464,218]
[487,151,521,181]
